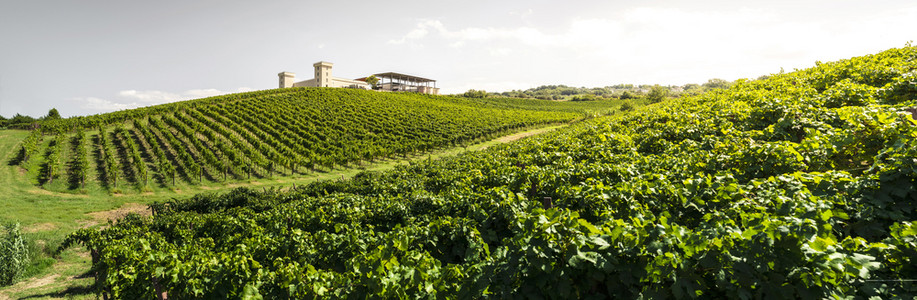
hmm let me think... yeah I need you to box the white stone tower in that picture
[278,72,295,88]
[314,61,333,87]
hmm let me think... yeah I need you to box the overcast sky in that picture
[1,0,916,118]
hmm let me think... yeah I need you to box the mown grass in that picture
[0,91,637,299]
[0,124,567,299]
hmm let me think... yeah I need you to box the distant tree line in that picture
[476,78,736,101]
[0,108,60,129]
[462,89,488,98]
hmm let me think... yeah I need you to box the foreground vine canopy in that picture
[65,46,917,298]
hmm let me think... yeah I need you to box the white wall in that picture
[292,78,317,87]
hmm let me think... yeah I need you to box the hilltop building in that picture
[278,62,369,89]
[278,61,439,95]
[360,72,439,95]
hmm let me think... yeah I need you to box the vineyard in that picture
[59,47,917,298]
[12,89,596,193]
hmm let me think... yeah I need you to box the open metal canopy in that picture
[370,72,438,94]
[373,72,436,84]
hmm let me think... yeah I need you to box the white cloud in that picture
[389,7,917,87]
[118,90,182,103]
[77,87,254,113]
[488,47,512,57]
[183,88,224,98]
[77,97,138,112]
[389,19,559,47]
[509,9,534,19]
[388,20,444,44]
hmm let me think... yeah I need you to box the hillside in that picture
[60,46,917,298]
[10,88,621,194]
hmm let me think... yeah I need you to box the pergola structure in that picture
[373,72,439,94]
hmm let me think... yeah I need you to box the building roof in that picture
[373,72,435,83]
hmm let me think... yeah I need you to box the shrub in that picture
[620,91,637,99]
[647,85,670,103]
[570,94,597,101]
[462,89,487,98]
[0,223,29,286]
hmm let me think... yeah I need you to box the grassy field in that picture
[0,124,565,299]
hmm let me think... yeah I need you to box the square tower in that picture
[278,72,295,88]
[314,61,333,87]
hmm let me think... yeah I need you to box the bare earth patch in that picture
[82,203,151,228]
[26,188,89,198]
[72,249,91,260]
[23,275,59,290]
[24,222,56,233]
[0,274,60,299]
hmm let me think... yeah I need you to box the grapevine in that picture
[62,46,917,299]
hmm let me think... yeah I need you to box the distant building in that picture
[278,61,439,95]
[278,62,369,89]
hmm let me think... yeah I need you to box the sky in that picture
[1,0,916,118]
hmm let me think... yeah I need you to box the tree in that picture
[45,108,61,121]
[702,78,732,90]
[647,85,669,103]
[364,75,379,89]
[462,89,487,98]
[682,83,703,95]
[5,113,36,129]
[570,94,597,101]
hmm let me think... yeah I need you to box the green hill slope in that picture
[66,46,917,298]
[11,88,613,194]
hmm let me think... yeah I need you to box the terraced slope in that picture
[67,46,917,299]
[13,89,598,192]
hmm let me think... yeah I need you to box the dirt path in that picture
[481,126,561,150]
[0,275,59,298]
[494,129,547,143]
